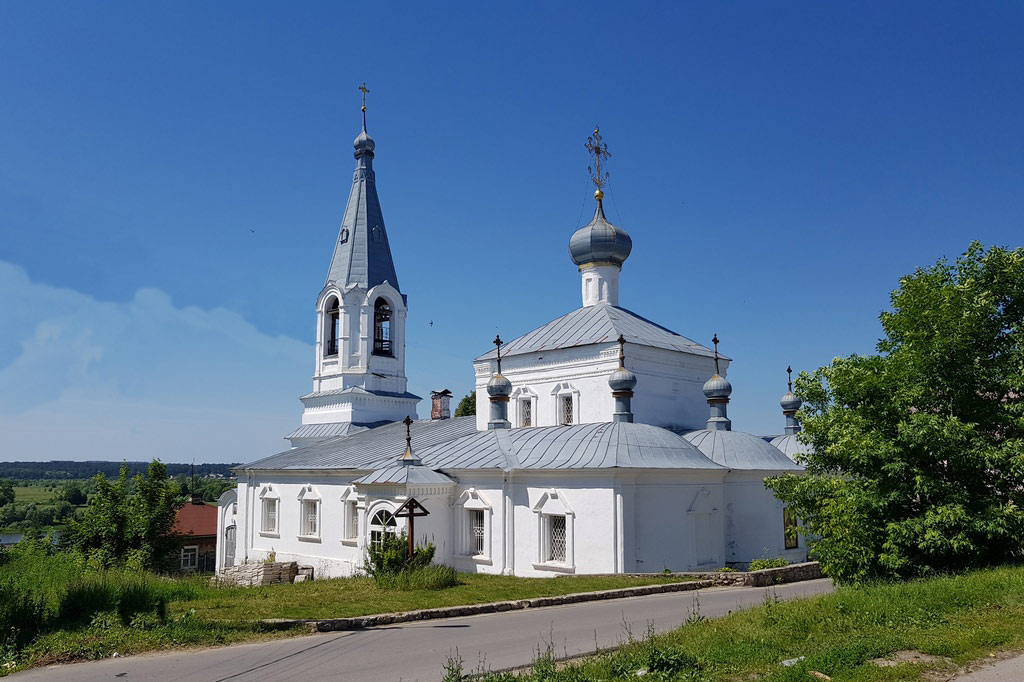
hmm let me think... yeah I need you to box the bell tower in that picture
[288,85,419,447]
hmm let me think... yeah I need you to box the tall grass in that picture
[0,539,207,652]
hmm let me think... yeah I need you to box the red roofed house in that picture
[172,500,218,572]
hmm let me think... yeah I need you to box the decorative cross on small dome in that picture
[617,334,626,368]
[403,415,413,449]
[493,335,504,373]
[711,333,721,375]
[787,365,793,392]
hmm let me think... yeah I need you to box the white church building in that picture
[216,113,808,578]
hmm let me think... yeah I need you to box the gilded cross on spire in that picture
[712,333,721,375]
[617,334,626,369]
[585,126,611,201]
[787,365,793,392]
[359,82,370,129]
[493,335,504,374]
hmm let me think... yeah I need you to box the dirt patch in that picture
[870,650,952,667]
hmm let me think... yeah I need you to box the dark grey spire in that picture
[325,85,401,292]
[702,333,732,431]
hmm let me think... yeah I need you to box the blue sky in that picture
[1,2,1022,463]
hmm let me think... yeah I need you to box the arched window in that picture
[324,297,340,357]
[368,509,397,548]
[373,298,393,356]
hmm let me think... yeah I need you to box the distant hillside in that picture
[0,461,240,481]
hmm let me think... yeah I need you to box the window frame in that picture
[180,545,199,571]
[455,488,492,561]
[340,487,359,545]
[531,489,575,573]
[368,508,398,549]
[258,486,280,537]
[296,485,321,541]
[550,383,580,427]
[323,296,340,358]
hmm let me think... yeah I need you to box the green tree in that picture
[454,391,476,417]
[55,482,87,506]
[65,461,183,570]
[0,479,14,507]
[768,243,1024,584]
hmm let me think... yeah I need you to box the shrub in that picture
[748,557,789,571]
[365,533,457,590]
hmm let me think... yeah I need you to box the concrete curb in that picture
[269,579,714,633]
[261,561,823,633]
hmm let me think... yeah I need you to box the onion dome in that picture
[487,372,512,397]
[702,373,732,399]
[780,390,802,412]
[353,128,375,156]
[609,365,638,393]
[569,199,632,268]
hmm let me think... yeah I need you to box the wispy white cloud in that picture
[0,262,310,463]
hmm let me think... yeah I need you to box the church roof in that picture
[243,417,478,471]
[299,387,421,402]
[285,421,388,442]
[324,123,401,292]
[474,303,720,361]
[682,429,804,471]
[353,465,455,486]
[767,433,813,462]
[242,418,726,473]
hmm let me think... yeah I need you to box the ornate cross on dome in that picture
[585,126,611,199]
[712,333,721,375]
[787,365,793,392]
[617,334,626,369]
[493,335,503,374]
[402,414,413,450]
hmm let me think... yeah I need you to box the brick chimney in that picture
[430,389,453,420]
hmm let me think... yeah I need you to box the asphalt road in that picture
[12,578,834,682]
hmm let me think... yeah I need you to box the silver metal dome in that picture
[608,366,637,392]
[569,202,632,268]
[780,390,802,412]
[354,128,375,155]
[486,373,512,397]
[702,374,732,400]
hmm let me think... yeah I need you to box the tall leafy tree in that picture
[768,243,1024,584]
[455,391,476,417]
[0,479,14,507]
[65,461,183,570]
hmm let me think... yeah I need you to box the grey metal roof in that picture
[244,418,726,473]
[325,127,401,292]
[683,430,804,471]
[767,434,813,462]
[243,417,478,471]
[475,304,720,361]
[353,465,456,486]
[285,421,382,441]
[418,421,726,471]
[299,387,421,401]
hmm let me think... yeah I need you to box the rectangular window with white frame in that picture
[180,545,198,571]
[343,499,358,541]
[261,498,278,534]
[300,499,319,538]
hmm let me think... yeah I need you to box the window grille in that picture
[262,499,277,533]
[784,508,798,549]
[520,400,532,427]
[561,395,573,425]
[301,499,319,537]
[470,509,485,555]
[547,515,566,563]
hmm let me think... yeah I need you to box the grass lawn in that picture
[12,486,54,504]
[468,564,1024,681]
[174,573,692,621]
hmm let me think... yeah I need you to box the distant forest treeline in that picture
[0,461,239,481]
